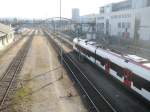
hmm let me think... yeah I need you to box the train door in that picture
[123,69,132,87]
[105,60,110,74]
[78,47,85,62]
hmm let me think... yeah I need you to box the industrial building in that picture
[0,23,14,50]
[74,0,150,40]
[96,0,150,40]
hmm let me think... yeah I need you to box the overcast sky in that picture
[0,0,124,19]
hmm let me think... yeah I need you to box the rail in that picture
[0,33,34,111]
[44,31,119,112]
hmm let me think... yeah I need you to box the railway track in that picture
[44,31,119,112]
[0,34,33,111]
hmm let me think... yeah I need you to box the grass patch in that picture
[12,72,32,112]
[13,85,32,102]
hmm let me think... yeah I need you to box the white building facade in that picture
[96,0,150,40]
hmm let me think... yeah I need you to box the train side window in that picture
[125,59,129,63]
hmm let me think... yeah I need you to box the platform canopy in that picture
[0,32,6,37]
[0,23,13,35]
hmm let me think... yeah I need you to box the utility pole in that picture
[59,0,63,79]
[60,0,63,65]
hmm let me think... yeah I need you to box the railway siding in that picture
[44,30,150,112]
[44,31,119,112]
[0,34,33,111]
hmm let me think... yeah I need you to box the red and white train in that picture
[73,38,150,102]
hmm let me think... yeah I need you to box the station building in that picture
[96,0,150,40]
[0,23,14,50]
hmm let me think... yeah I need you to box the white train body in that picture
[73,38,150,101]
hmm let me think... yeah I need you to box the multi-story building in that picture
[72,8,80,21]
[96,0,150,40]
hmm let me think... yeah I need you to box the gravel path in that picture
[15,32,87,112]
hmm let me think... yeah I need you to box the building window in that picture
[98,17,104,20]
[122,22,125,28]
[127,22,131,28]
[128,14,131,18]
[118,22,121,28]
[125,14,128,18]
[97,23,104,32]
[118,32,121,36]
[124,14,126,18]
[119,15,121,18]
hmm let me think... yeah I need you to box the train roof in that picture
[125,55,150,68]
[143,63,150,68]
[74,38,150,69]
[125,55,149,63]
